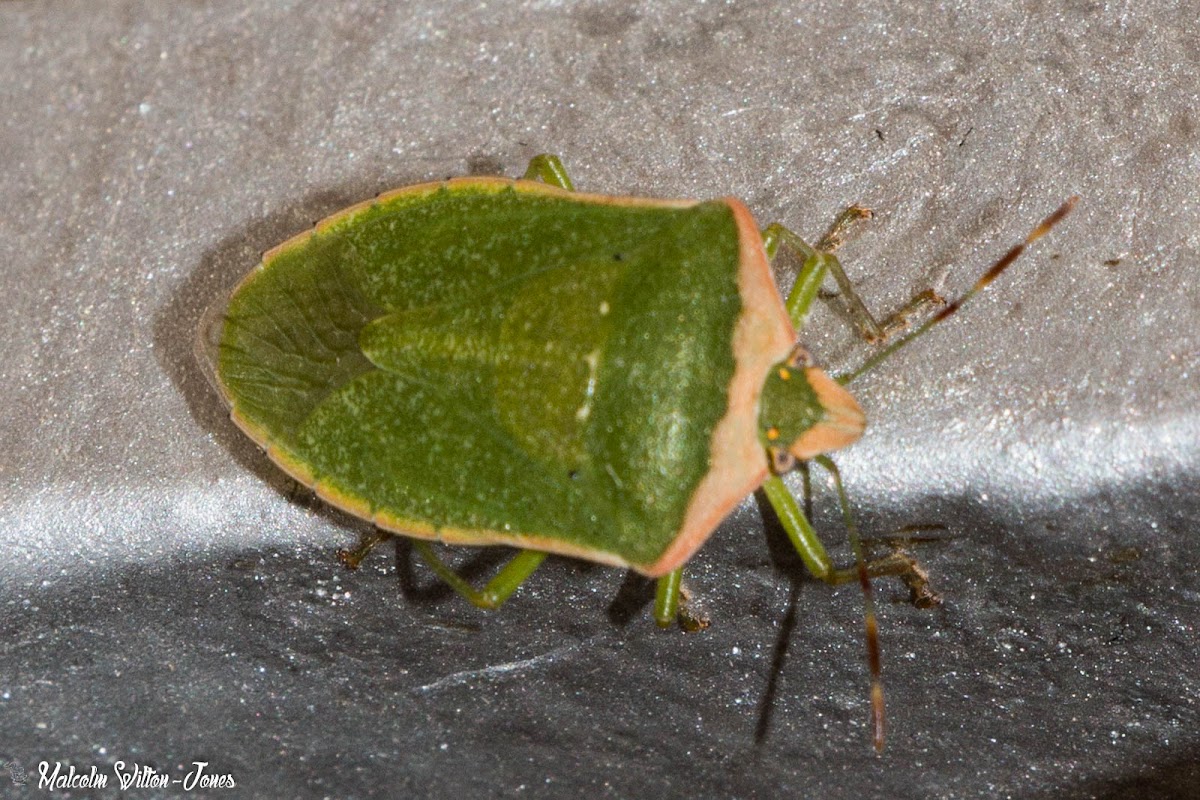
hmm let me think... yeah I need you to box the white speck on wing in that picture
[576,349,601,421]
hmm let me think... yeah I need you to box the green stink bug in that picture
[200,154,1075,748]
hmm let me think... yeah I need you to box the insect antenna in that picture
[839,196,1079,386]
[813,455,886,752]
[819,196,1077,749]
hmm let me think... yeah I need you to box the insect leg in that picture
[336,529,393,569]
[838,196,1079,384]
[761,463,888,750]
[412,543,548,610]
[653,568,683,628]
[815,205,875,253]
[760,468,939,596]
[762,222,833,332]
[652,568,711,631]
[764,206,872,331]
[760,472,835,579]
[521,154,576,191]
[765,209,944,343]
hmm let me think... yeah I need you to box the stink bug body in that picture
[200,154,1075,749]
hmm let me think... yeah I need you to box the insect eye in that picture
[786,345,814,368]
[768,446,797,475]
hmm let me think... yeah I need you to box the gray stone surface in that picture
[1,2,1197,797]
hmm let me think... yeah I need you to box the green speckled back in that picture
[216,180,745,569]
